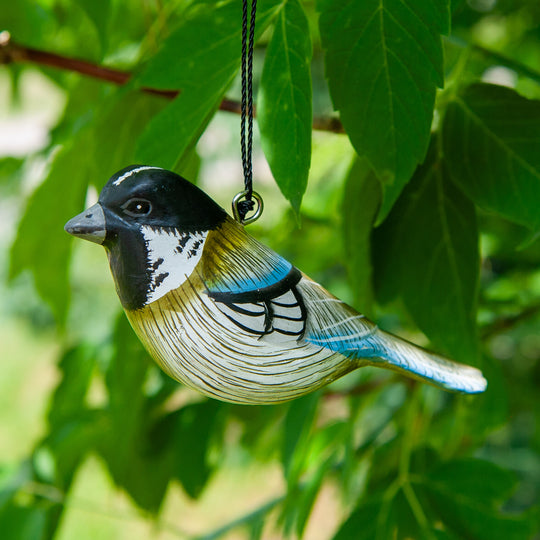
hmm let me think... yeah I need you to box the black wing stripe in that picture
[273,313,304,322]
[272,300,300,308]
[274,327,305,336]
[225,302,266,316]
[219,310,268,336]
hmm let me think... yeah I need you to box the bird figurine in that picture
[65,165,487,404]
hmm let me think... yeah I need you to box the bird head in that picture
[65,165,227,245]
[65,165,228,309]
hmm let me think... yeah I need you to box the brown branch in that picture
[0,32,345,134]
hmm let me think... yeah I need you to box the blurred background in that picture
[1,0,540,538]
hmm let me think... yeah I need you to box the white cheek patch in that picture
[141,226,208,304]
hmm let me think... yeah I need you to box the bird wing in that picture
[199,219,486,394]
[199,218,307,340]
[206,267,307,339]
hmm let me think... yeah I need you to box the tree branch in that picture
[0,32,345,134]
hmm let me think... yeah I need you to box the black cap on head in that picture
[99,165,228,234]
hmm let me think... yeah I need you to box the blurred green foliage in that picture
[1,0,540,538]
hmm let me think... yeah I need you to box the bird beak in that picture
[65,203,107,245]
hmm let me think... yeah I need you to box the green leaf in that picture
[0,462,56,536]
[9,89,164,326]
[47,79,105,145]
[282,422,346,536]
[9,137,91,325]
[0,157,24,191]
[333,500,388,540]
[42,412,104,488]
[143,402,219,501]
[429,459,517,505]
[317,0,450,221]
[105,314,150,446]
[282,393,319,485]
[0,500,47,540]
[339,463,526,540]
[433,530,461,540]
[1,0,56,49]
[342,158,381,316]
[135,0,284,168]
[373,139,480,363]
[230,404,284,459]
[74,0,111,55]
[99,314,167,510]
[443,83,540,232]
[89,90,167,187]
[423,459,536,540]
[48,346,95,428]
[173,401,221,498]
[391,487,428,540]
[462,354,508,438]
[42,346,102,487]
[99,314,219,510]
[258,0,312,212]
[294,456,334,537]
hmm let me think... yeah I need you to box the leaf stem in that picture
[402,482,434,537]
[444,35,540,85]
[397,383,437,538]
[398,383,420,481]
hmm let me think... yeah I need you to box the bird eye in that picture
[122,198,152,217]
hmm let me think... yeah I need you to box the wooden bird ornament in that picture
[65,165,487,404]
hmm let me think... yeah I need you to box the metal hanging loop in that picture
[232,190,264,225]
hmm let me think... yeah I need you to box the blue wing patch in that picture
[306,314,378,357]
[206,255,292,294]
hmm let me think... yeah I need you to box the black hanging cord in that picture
[238,0,258,222]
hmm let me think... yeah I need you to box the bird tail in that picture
[364,330,487,394]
